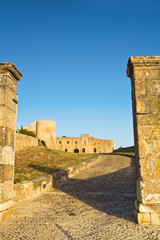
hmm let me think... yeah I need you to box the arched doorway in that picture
[82,148,85,153]
[74,149,79,153]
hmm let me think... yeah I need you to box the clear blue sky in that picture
[1,0,160,148]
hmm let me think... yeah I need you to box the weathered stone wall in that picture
[13,155,103,202]
[57,134,114,153]
[127,56,160,225]
[24,122,114,153]
[0,62,22,222]
[24,120,58,149]
[15,133,38,151]
[36,120,57,149]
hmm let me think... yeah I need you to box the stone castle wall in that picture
[57,134,114,153]
[24,120,58,149]
[24,122,114,153]
[16,133,38,151]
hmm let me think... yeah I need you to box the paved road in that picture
[1,155,160,240]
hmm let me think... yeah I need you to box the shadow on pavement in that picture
[54,157,136,223]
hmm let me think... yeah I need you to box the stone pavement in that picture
[1,155,160,240]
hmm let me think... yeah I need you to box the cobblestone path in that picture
[1,155,160,239]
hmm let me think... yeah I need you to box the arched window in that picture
[75,141,78,144]
[59,141,61,144]
[65,149,68,152]
[67,141,69,144]
[94,148,96,153]
[82,148,85,153]
[74,149,79,153]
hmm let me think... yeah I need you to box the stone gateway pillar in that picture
[127,56,160,225]
[0,63,22,222]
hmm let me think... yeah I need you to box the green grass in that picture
[15,146,98,183]
[113,152,135,157]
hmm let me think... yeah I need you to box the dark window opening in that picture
[65,149,68,152]
[67,141,69,144]
[75,141,78,144]
[82,148,85,153]
[74,149,79,153]
[59,141,61,144]
[94,148,96,153]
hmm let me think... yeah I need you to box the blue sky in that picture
[1,0,160,148]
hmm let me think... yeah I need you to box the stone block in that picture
[1,146,14,165]
[137,124,160,140]
[0,180,13,203]
[135,200,160,213]
[134,208,151,224]
[137,179,160,203]
[0,200,14,212]
[134,67,160,81]
[0,165,14,183]
[136,97,159,114]
[138,158,160,180]
[138,139,160,159]
[151,213,160,225]
[0,207,14,222]
[136,113,160,126]
[5,87,17,112]
[6,107,17,129]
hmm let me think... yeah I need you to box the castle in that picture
[24,120,115,153]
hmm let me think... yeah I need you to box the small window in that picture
[65,149,68,152]
[67,141,69,144]
[75,141,78,144]
[94,148,96,153]
[59,141,61,144]
[82,148,85,153]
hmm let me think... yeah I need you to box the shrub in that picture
[41,140,47,147]
[38,139,47,147]
[17,127,37,138]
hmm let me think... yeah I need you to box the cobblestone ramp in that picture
[1,155,160,239]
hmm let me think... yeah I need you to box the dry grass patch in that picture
[15,146,98,183]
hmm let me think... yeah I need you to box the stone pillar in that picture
[127,56,160,225]
[0,62,22,222]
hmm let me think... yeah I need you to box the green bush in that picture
[17,128,37,138]
[38,139,47,147]
[41,140,47,147]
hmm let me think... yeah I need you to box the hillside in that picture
[15,146,98,183]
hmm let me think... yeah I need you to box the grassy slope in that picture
[15,147,98,183]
